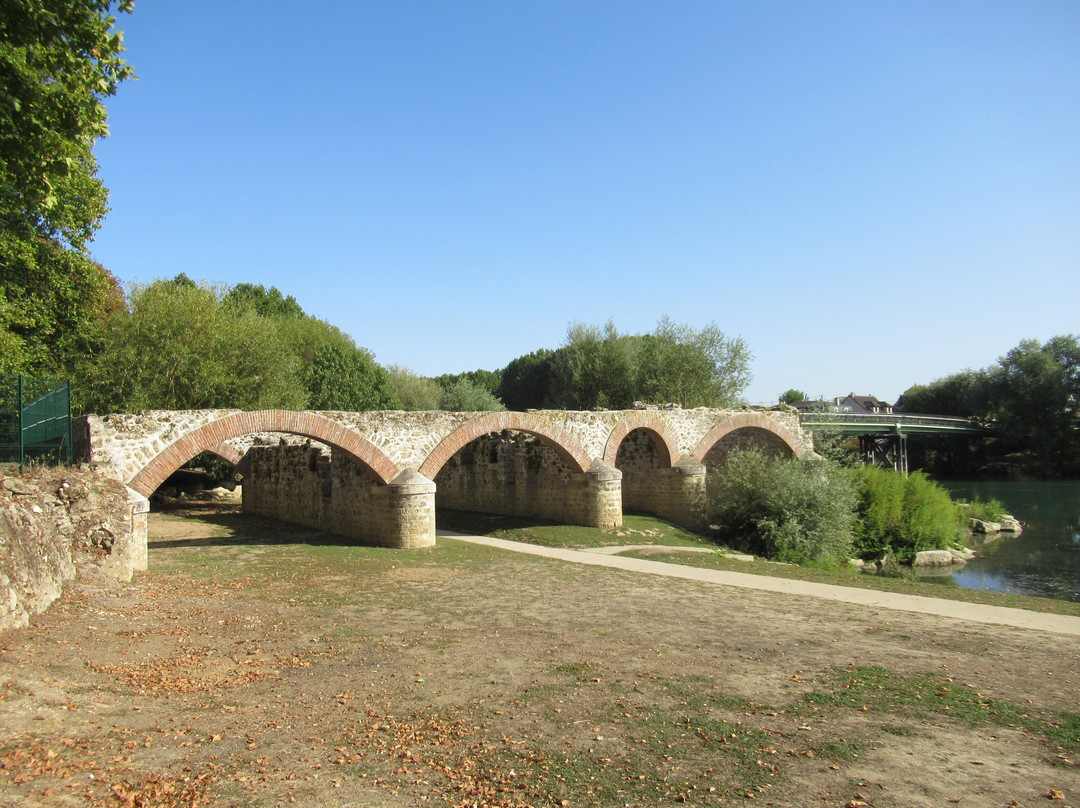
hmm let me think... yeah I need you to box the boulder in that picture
[913,550,955,567]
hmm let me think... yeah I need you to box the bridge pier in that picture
[577,461,623,529]
[382,469,436,549]
[657,457,708,531]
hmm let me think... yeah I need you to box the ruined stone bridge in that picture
[77,408,812,571]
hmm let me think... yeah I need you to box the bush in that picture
[709,450,857,565]
[849,467,962,562]
[963,497,1007,523]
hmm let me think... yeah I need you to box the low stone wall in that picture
[0,468,148,631]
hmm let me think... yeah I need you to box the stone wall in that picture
[242,443,436,548]
[80,406,811,547]
[0,468,148,631]
[432,432,622,529]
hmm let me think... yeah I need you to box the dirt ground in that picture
[1,502,1078,808]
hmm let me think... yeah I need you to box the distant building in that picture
[790,395,894,415]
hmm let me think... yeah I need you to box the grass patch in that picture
[438,509,714,549]
[805,666,1080,752]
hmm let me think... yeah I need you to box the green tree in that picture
[991,336,1080,472]
[387,364,441,411]
[1,0,134,247]
[637,316,751,408]
[497,348,555,410]
[896,369,992,417]
[0,231,121,374]
[438,378,505,412]
[77,279,304,412]
[223,283,304,319]
[549,321,638,409]
[779,389,808,405]
[306,343,401,411]
[0,1,133,376]
[433,368,502,398]
[849,467,962,562]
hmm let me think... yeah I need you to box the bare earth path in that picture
[1,506,1078,808]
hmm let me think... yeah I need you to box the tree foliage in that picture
[387,364,441,411]
[497,348,554,411]
[75,277,401,414]
[549,321,638,410]
[77,279,304,412]
[897,335,1080,475]
[779,389,808,405]
[992,336,1080,472]
[438,378,505,412]
[848,467,962,562]
[306,343,400,411]
[1,0,134,248]
[223,283,304,319]
[0,1,133,377]
[496,318,752,410]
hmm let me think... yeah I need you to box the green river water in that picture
[934,480,1080,603]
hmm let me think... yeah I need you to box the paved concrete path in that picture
[439,531,1080,637]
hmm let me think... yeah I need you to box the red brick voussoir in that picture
[126,410,401,497]
[418,412,592,479]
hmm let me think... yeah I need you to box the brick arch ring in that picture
[691,412,805,463]
[418,412,593,479]
[601,413,680,468]
[126,410,401,497]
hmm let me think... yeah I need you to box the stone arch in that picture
[418,412,591,479]
[602,413,679,467]
[692,412,804,467]
[203,442,245,467]
[126,410,400,497]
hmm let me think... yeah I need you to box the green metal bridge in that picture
[798,412,993,472]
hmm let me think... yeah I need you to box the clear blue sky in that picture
[89,0,1080,406]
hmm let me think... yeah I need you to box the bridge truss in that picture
[798,413,992,473]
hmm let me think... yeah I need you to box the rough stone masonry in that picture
[77,407,811,552]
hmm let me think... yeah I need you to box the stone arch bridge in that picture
[78,408,811,571]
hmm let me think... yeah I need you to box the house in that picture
[790,395,894,414]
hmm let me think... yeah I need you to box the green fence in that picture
[0,374,73,470]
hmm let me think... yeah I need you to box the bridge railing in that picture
[798,412,990,435]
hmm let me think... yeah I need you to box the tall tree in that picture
[497,348,555,410]
[637,316,751,408]
[77,279,305,412]
[549,321,638,410]
[386,364,441,411]
[991,336,1080,472]
[0,0,134,375]
[306,344,401,411]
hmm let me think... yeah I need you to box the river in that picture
[928,480,1080,603]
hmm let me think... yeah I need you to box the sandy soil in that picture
[1,502,1077,808]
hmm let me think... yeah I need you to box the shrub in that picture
[849,467,962,562]
[963,497,1007,523]
[708,450,857,565]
